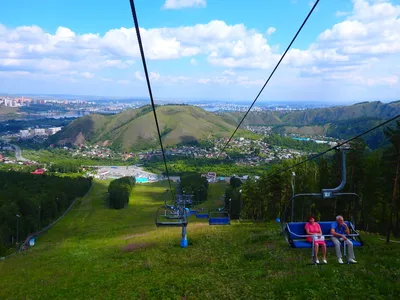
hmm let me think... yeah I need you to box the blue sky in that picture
[1,0,400,103]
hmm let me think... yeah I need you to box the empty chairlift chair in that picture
[155,204,188,227]
[196,208,209,219]
[208,209,230,225]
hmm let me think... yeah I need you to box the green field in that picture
[1,181,399,299]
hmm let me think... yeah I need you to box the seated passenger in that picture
[330,215,357,264]
[305,216,327,264]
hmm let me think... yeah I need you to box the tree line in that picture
[0,172,92,255]
[144,157,267,177]
[225,121,400,241]
[263,134,330,153]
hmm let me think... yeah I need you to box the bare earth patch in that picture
[121,242,155,252]
[121,233,148,240]
[191,223,210,228]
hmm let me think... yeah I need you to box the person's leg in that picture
[345,239,355,259]
[332,237,342,258]
[321,243,327,260]
[314,243,319,261]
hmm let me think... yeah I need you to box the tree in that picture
[384,121,400,242]
[108,177,136,209]
[230,177,242,189]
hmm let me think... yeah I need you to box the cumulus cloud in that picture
[1,0,400,89]
[266,27,276,35]
[190,58,198,65]
[335,11,350,17]
[135,71,144,81]
[163,0,206,9]
[0,20,281,75]
[222,69,236,76]
[283,0,400,86]
[197,75,264,87]
[134,70,189,84]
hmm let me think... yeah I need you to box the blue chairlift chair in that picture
[281,147,363,262]
[209,209,230,225]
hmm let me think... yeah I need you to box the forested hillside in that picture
[226,122,400,239]
[0,172,92,255]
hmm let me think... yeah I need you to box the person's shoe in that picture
[348,258,357,264]
[314,259,320,264]
[338,258,344,264]
[322,259,327,264]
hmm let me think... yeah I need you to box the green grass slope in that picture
[52,105,238,151]
[0,106,19,115]
[219,111,283,126]
[0,106,20,120]
[1,181,399,299]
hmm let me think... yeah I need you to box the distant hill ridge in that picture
[220,101,400,126]
[51,101,400,151]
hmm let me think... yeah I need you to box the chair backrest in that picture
[287,221,353,239]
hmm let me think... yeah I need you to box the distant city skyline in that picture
[1,0,399,102]
[1,91,397,106]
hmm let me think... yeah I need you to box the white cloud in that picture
[283,0,400,86]
[117,80,131,85]
[163,0,206,9]
[308,0,317,8]
[335,11,350,17]
[190,58,198,65]
[266,27,276,35]
[150,71,161,81]
[81,72,94,79]
[196,75,264,87]
[135,71,144,81]
[0,20,281,74]
[222,69,236,76]
[1,0,400,91]
[198,78,211,84]
[135,70,189,84]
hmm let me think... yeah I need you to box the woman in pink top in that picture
[304,216,327,264]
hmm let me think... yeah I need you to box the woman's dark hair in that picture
[307,216,315,222]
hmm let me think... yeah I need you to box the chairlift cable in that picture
[129,0,173,197]
[214,0,321,161]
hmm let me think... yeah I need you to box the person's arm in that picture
[344,223,350,235]
[331,226,348,240]
[305,223,312,235]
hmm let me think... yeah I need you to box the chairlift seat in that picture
[208,210,230,225]
[196,209,209,218]
[156,220,188,227]
[209,217,230,225]
[165,215,184,219]
[285,221,363,248]
[155,206,188,227]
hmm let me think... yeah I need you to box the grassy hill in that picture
[51,105,240,151]
[1,180,399,299]
[0,106,19,120]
